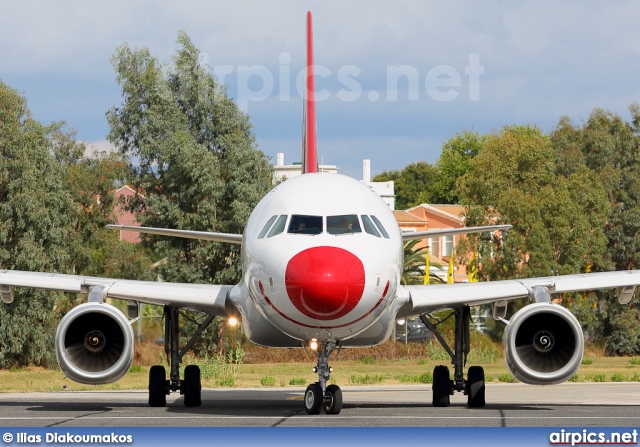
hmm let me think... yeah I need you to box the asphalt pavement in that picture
[0,382,638,427]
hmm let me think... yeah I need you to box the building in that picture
[113,185,140,243]
[272,153,338,182]
[401,204,471,282]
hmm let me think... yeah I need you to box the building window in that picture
[430,237,441,259]
[443,235,454,257]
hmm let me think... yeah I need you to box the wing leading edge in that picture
[401,224,512,242]
[0,269,235,317]
[397,270,640,317]
[106,224,243,244]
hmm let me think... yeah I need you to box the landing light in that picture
[310,339,318,351]
[397,319,405,326]
[228,317,238,327]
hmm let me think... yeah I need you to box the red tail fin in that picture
[302,11,318,174]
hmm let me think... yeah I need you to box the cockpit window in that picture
[258,215,278,239]
[267,215,288,237]
[370,215,390,239]
[288,215,323,235]
[361,215,381,237]
[327,214,362,235]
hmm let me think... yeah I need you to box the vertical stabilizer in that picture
[302,11,318,174]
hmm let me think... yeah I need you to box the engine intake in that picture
[503,303,583,385]
[55,302,134,385]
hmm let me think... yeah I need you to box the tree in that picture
[373,161,437,209]
[550,105,640,354]
[456,125,611,340]
[106,32,274,353]
[0,81,78,367]
[431,130,486,204]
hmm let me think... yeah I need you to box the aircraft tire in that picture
[432,365,450,407]
[467,366,486,408]
[148,365,167,407]
[304,382,323,414]
[183,364,202,407]
[323,384,343,414]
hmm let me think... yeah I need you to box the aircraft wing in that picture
[0,269,235,317]
[106,224,243,244]
[397,270,640,317]
[401,225,512,242]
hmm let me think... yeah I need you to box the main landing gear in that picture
[304,340,343,414]
[421,306,486,408]
[148,306,215,407]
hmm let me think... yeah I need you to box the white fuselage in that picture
[232,173,404,348]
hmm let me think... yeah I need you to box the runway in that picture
[0,382,639,427]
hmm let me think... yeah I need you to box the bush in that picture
[216,377,235,387]
[611,373,627,382]
[260,376,276,387]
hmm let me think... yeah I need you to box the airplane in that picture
[3,11,640,414]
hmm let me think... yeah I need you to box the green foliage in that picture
[611,373,627,382]
[106,31,273,355]
[604,306,640,356]
[498,374,515,383]
[107,31,273,288]
[427,343,450,361]
[128,364,146,374]
[0,81,79,368]
[581,359,594,366]
[401,240,444,285]
[431,130,486,204]
[289,377,306,386]
[395,372,432,384]
[260,376,276,387]
[360,356,376,364]
[216,376,235,387]
[585,373,606,382]
[348,374,385,385]
[467,343,499,364]
[373,161,437,209]
[458,124,609,281]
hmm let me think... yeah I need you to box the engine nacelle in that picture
[503,303,583,385]
[55,302,134,385]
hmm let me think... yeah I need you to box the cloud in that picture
[2,0,640,177]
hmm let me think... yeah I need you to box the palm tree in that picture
[402,240,444,285]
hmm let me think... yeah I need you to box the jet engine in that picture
[503,302,583,385]
[55,302,134,385]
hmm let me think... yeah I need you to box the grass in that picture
[3,341,640,391]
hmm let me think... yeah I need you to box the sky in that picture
[2,0,640,179]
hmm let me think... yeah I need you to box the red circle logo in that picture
[285,246,365,320]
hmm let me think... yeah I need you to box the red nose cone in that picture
[285,246,365,320]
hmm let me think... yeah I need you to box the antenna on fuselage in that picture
[301,11,318,174]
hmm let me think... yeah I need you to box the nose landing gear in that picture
[304,340,343,414]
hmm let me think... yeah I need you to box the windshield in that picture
[327,214,362,235]
[288,215,323,235]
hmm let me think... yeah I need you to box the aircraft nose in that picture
[285,246,365,320]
